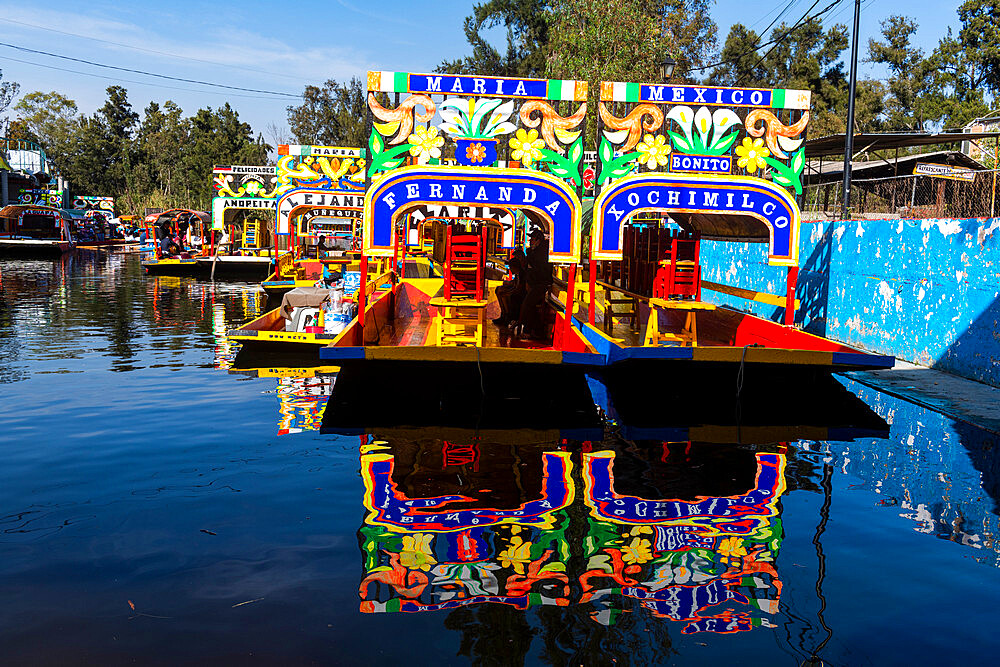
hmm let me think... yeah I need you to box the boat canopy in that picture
[145,209,211,227]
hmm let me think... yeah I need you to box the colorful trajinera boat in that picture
[573,79,894,378]
[141,209,212,275]
[0,204,75,256]
[316,71,601,367]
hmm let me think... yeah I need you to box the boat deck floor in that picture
[371,298,556,350]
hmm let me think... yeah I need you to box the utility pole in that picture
[841,0,861,220]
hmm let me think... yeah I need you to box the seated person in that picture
[315,235,335,257]
[160,233,180,257]
[511,229,552,339]
[493,248,526,327]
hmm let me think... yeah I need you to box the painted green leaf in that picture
[599,137,614,164]
[569,137,583,166]
[369,130,383,156]
[667,130,691,152]
[709,132,739,155]
[791,148,804,174]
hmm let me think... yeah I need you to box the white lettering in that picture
[774,216,789,228]
[429,184,442,198]
[425,76,443,92]
[732,90,744,104]
[609,205,625,222]
[688,190,696,206]
[703,192,719,207]
[450,78,464,93]
[750,91,764,106]
[726,193,734,207]
[672,87,685,102]
[522,187,537,203]
[715,89,724,104]
[544,200,560,215]
[513,81,527,96]
[498,187,512,201]
[627,192,639,207]
[647,190,660,205]
[667,190,680,206]
[381,192,397,209]
[452,185,466,199]
[762,201,776,216]
[495,79,504,95]
[648,86,665,102]
[742,193,753,209]
[473,78,486,94]
[693,88,707,103]
[405,184,419,199]
[475,186,488,201]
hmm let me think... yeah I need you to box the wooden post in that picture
[784,266,798,326]
[588,257,597,325]
[564,262,577,348]
[992,137,998,217]
[358,254,368,346]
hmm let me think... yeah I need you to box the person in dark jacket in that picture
[512,229,552,338]
[493,247,527,326]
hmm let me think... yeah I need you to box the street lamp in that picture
[659,56,676,83]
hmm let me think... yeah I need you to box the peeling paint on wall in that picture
[700,217,1000,387]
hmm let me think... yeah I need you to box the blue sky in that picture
[0,0,968,143]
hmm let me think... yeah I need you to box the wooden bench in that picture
[430,296,488,347]
[644,298,717,347]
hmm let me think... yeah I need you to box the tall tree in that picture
[286,77,367,147]
[867,16,933,130]
[0,69,20,134]
[13,91,81,176]
[437,0,552,77]
[181,103,269,207]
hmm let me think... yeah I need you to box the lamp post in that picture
[841,0,861,220]
[659,56,676,83]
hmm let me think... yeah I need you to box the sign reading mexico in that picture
[364,166,582,263]
[593,173,801,266]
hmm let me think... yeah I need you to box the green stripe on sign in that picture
[394,72,409,92]
[547,79,561,100]
[626,82,640,102]
[771,88,785,108]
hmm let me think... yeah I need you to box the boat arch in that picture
[363,165,583,265]
[592,172,801,266]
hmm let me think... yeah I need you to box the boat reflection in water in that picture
[324,364,888,640]
[354,434,787,634]
[229,365,338,435]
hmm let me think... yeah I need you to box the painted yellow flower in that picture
[636,134,671,170]
[498,535,533,574]
[717,536,748,564]
[620,537,653,565]
[508,128,545,166]
[407,126,444,162]
[400,533,437,571]
[735,137,770,174]
[466,142,487,164]
[627,525,654,538]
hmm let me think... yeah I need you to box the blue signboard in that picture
[641,84,773,107]
[408,74,547,98]
[364,166,582,263]
[670,154,732,174]
[592,173,800,265]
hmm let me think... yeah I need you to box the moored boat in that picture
[0,204,75,257]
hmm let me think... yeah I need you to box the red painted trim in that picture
[785,266,799,325]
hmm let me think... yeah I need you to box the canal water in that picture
[2,250,999,665]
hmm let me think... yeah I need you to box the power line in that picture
[690,0,828,72]
[0,17,298,81]
[0,40,301,98]
[735,0,846,85]
[0,54,296,101]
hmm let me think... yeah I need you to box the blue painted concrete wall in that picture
[700,217,1000,387]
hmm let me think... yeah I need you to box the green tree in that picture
[13,91,81,175]
[286,77,367,147]
[0,69,20,134]
[136,101,189,200]
[867,16,933,130]
[437,0,552,77]
[181,103,270,208]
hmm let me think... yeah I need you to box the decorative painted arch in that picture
[581,451,785,534]
[364,165,582,264]
[362,451,574,532]
[211,197,277,231]
[277,188,364,235]
[593,173,801,266]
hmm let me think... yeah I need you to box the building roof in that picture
[804,131,1000,158]
[805,150,986,183]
